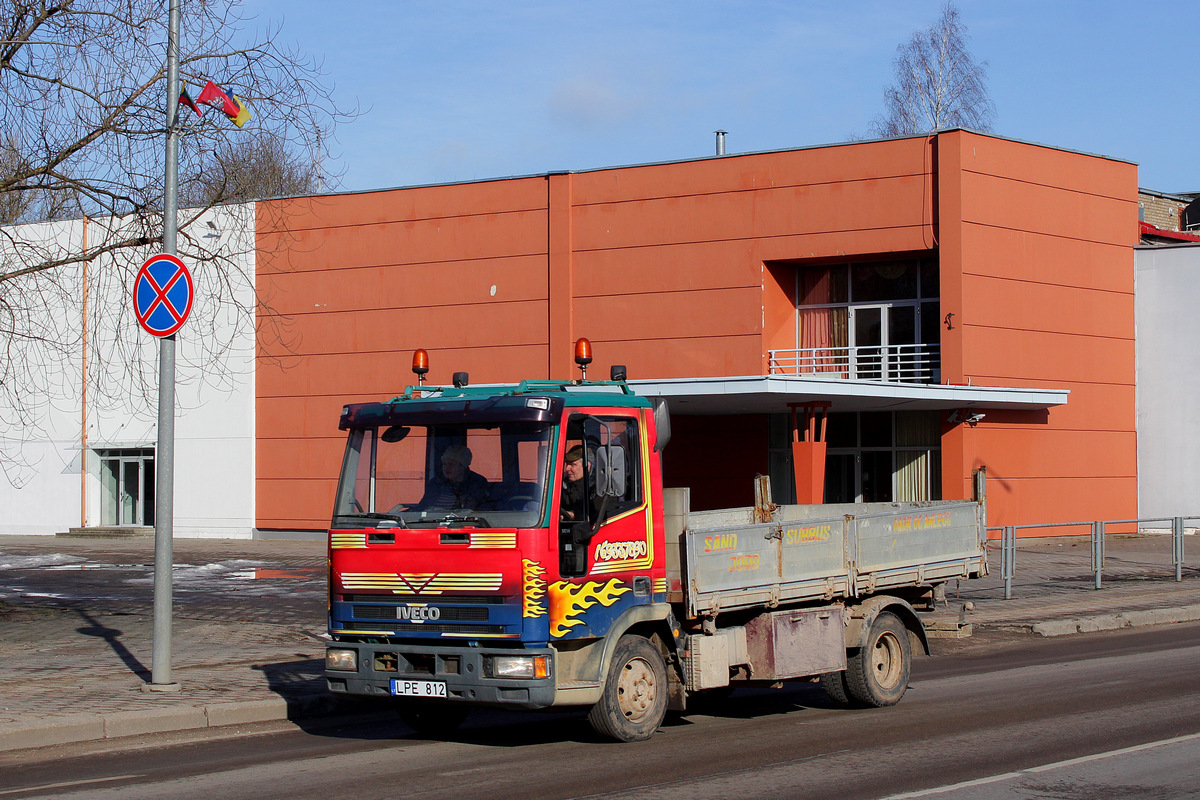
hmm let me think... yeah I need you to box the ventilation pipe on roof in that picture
[715,130,727,156]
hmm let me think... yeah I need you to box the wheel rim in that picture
[871,630,904,690]
[616,656,658,722]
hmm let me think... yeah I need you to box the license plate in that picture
[390,679,448,698]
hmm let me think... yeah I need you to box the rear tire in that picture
[846,611,911,707]
[587,635,668,742]
[820,670,853,707]
[396,700,470,738]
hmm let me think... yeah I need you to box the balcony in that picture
[768,343,941,384]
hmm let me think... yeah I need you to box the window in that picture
[788,257,940,383]
[332,421,554,529]
[768,411,941,504]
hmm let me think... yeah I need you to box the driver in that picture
[419,444,489,510]
[560,445,589,521]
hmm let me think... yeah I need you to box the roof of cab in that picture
[386,380,651,409]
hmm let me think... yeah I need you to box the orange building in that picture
[256,130,1138,534]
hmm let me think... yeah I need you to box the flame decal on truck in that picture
[522,559,547,618]
[548,578,629,638]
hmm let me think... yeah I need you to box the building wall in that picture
[256,132,1139,532]
[0,206,257,537]
[256,139,939,529]
[255,179,555,530]
[1136,244,1200,518]
[936,131,1139,527]
[1140,193,1187,232]
[661,414,769,510]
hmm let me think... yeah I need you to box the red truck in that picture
[324,346,987,741]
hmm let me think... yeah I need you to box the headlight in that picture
[487,654,552,679]
[326,648,358,671]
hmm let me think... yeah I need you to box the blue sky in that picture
[240,1,1199,194]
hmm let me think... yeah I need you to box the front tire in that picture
[846,611,911,707]
[587,635,668,742]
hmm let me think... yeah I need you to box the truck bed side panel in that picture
[684,501,986,617]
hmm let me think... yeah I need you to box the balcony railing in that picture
[768,343,941,384]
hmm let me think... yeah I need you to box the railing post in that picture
[1174,516,1185,582]
[1002,525,1016,600]
[1091,521,1105,590]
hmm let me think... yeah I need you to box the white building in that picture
[0,204,257,537]
[1135,241,1200,520]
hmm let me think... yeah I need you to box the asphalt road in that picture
[3,623,1199,800]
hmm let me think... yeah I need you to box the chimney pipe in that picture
[715,130,727,156]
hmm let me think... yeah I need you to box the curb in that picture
[0,693,363,753]
[988,603,1200,637]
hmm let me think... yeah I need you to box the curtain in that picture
[895,450,928,502]
[798,307,848,375]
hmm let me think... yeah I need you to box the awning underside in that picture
[626,375,1068,415]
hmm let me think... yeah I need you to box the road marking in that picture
[0,774,144,796]
[875,731,1200,799]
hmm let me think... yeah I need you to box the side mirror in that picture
[594,444,626,497]
[381,425,410,443]
[651,397,671,452]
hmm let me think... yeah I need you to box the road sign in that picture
[134,253,193,337]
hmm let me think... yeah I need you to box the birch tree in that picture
[869,3,995,137]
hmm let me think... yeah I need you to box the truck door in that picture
[551,411,655,639]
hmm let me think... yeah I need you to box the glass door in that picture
[849,305,883,380]
[887,305,917,381]
[849,304,919,381]
[98,449,154,526]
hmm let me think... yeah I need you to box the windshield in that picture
[332,421,554,529]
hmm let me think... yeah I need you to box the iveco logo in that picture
[396,605,441,621]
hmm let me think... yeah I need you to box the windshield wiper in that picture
[432,514,491,528]
[336,512,409,528]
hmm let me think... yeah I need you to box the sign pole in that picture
[148,0,182,692]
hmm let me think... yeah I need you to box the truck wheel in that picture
[396,700,470,738]
[846,611,911,707]
[587,635,667,742]
[820,670,853,707]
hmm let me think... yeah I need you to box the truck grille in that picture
[352,605,489,621]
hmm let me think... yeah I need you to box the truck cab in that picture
[325,375,676,739]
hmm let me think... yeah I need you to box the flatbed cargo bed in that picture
[667,496,987,618]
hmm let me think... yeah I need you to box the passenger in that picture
[419,444,489,510]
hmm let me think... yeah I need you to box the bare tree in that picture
[869,3,995,138]
[179,132,322,207]
[0,0,351,484]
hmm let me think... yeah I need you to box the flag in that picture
[230,94,252,128]
[178,83,203,117]
[193,80,252,128]
[195,81,240,119]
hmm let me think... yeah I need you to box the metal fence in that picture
[988,516,1197,600]
[768,343,940,383]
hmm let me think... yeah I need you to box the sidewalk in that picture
[1,533,1198,753]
